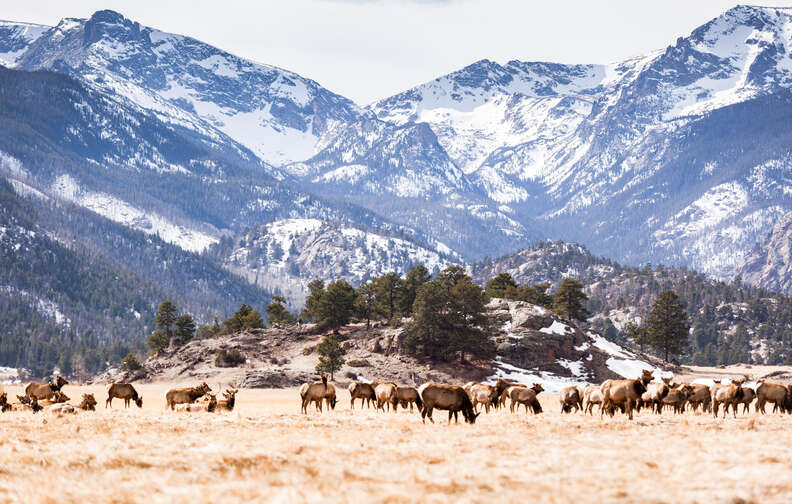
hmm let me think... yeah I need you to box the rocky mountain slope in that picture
[740,210,792,295]
[96,299,659,392]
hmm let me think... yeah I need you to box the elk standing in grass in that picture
[509,384,544,414]
[755,381,790,414]
[600,370,652,420]
[469,384,498,413]
[560,386,583,414]
[686,384,711,413]
[300,375,329,414]
[106,383,143,408]
[711,379,744,418]
[348,382,376,410]
[395,386,423,412]
[79,394,97,411]
[25,375,68,401]
[216,389,238,412]
[419,384,479,424]
[324,382,337,411]
[166,382,211,411]
[583,385,603,415]
[374,382,398,412]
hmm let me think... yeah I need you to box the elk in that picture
[216,389,238,412]
[348,382,376,409]
[509,384,544,414]
[755,381,790,414]
[662,384,693,414]
[494,378,519,408]
[469,384,498,413]
[176,393,217,412]
[395,386,423,412]
[25,375,68,401]
[300,375,329,414]
[324,382,337,411]
[79,393,98,411]
[600,369,652,420]
[728,386,755,414]
[16,395,42,413]
[641,377,671,414]
[374,382,398,412]
[106,383,143,408]
[166,382,211,411]
[419,383,479,424]
[583,385,603,415]
[560,386,583,413]
[685,384,711,413]
[712,379,744,418]
[0,392,10,412]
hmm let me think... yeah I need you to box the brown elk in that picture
[176,393,217,412]
[640,378,671,414]
[560,386,583,413]
[685,384,711,413]
[583,385,603,415]
[374,382,398,412]
[419,383,479,424]
[712,379,744,418]
[79,393,98,411]
[395,386,423,412]
[662,384,693,414]
[25,375,68,401]
[0,392,10,412]
[509,384,544,414]
[600,369,652,420]
[324,382,337,410]
[494,378,519,408]
[16,395,42,413]
[728,386,755,414]
[755,381,790,414]
[469,384,498,413]
[166,382,211,411]
[106,383,143,408]
[216,389,238,412]
[348,382,376,409]
[300,375,329,414]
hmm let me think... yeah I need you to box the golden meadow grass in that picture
[1,383,791,503]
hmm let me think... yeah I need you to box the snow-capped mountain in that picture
[0,20,47,66]
[10,10,361,166]
[224,218,458,307]
[739,210,792,295]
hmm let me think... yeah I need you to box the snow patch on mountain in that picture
[50,174,218,253]
[0,285,70,327]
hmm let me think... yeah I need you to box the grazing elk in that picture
[641,377,671,414]
[374,382,398,412]
[509,384,544,414]
[469,384,498,413]
[560,386,583,414]
[419,383,479,424]
[166,382,211,411]
[728,386,755,414]
[300,375,329,414]
[712,379,744,418]
[494,378,519,408]
[755,381,790,414]
[686,384,711,413]
[348,382,376,409]
[662,384,693,414]
[106,383,143,408]
[583,385,603,415]
[16,395,42,413]
[600,369,652,420]
[79,393,98,411]
[323,382,337,411]
[216,389,238,412]
[25,375,68,401]
[395,386,423,412]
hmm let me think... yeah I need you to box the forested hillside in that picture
[472,241,792,366]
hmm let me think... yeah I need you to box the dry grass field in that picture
[1,382,792,504]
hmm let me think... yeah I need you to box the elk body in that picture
[755,381,790,414]
[419,384,479,424]
[348,382,376,409]
[583,385,603,415]
[300,376,329,414]
[560,386,583,414]
[25,375,68,401]
[216,389,238,412]
[509,384,544,414]
[395,386,423,412]
[600,370,652,420]
[711,379,744,418]
[374,382,398,412]
[166,382,211,411]
[106,383,143,408]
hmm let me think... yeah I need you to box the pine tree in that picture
[485,273,518,299]
[155,300,178,347]
[300,280,325,321]
[402,281,451,360]
[146,330,168,354]
[401,265,431,315]
[646,290,690,362]
[552,278,590,321]
[265,295,296,325]
[121,353,142,372]
[375,272,404,322]
[354,280,380,329]
[174,314,196,346]
[449,278,495,362]
[315,280,356,334]
[316,334,346,380]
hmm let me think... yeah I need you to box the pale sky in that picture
[4,1,792,104]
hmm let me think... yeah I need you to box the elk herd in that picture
[303,369,792,423]
[3,370,792,424]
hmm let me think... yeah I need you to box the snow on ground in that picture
[50,174,218,253]
[539,320,573,336]
[489,359,587,394]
